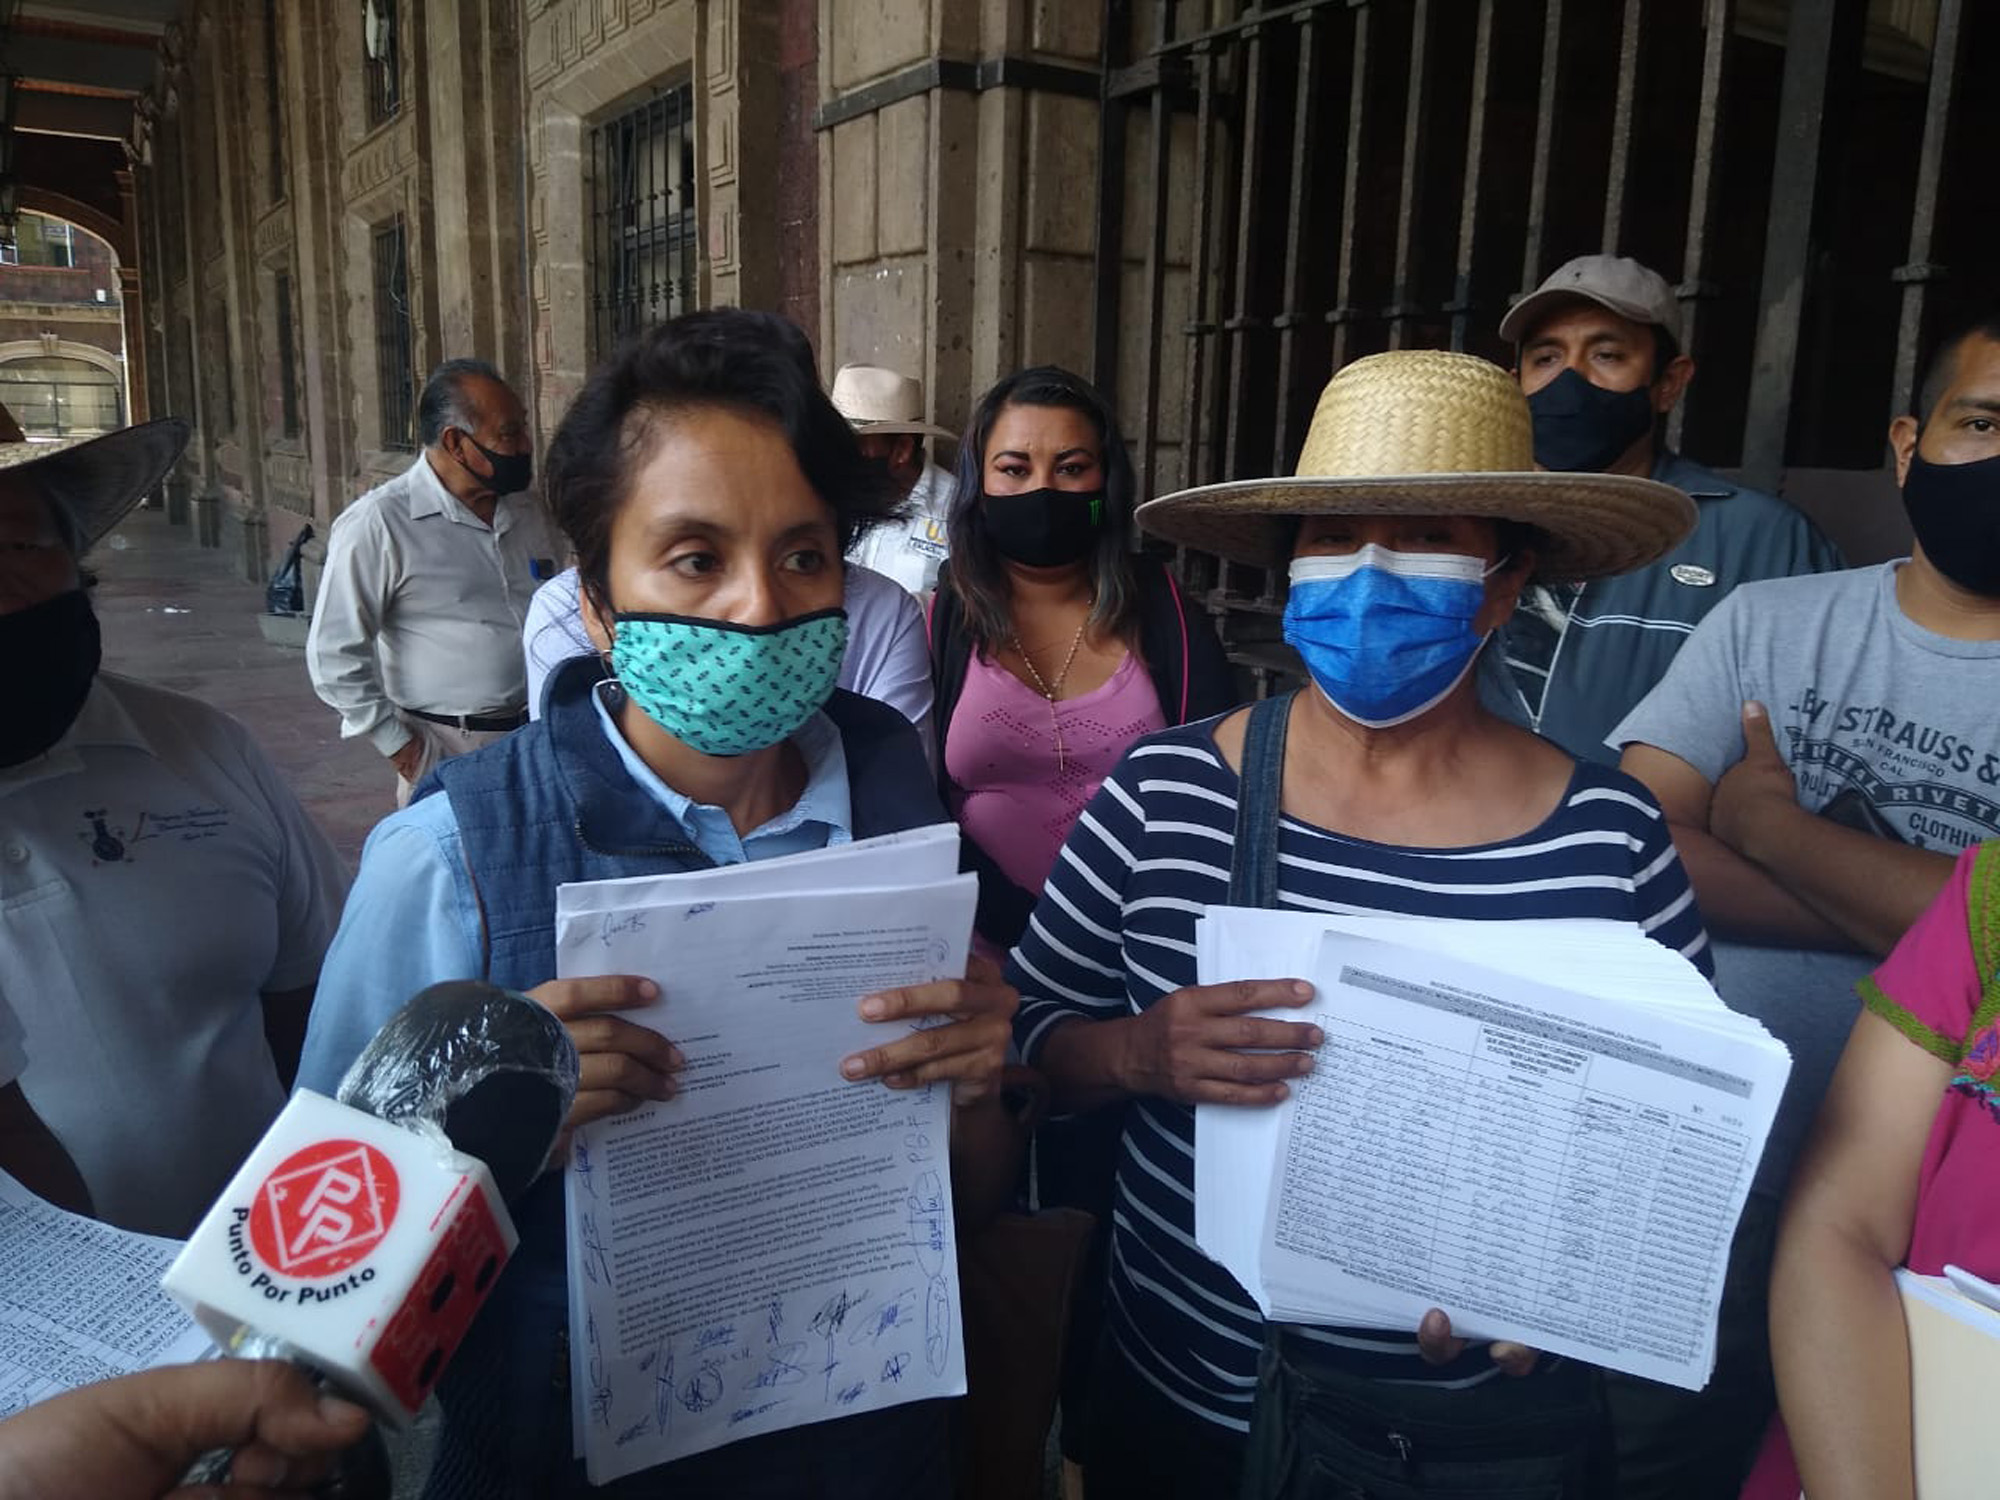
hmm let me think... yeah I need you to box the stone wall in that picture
[138,0,534,579]
[132,0,822,491]
[521,0,809,434]
[817,1,1147,454]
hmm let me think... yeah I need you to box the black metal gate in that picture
[1092,0,1998,681]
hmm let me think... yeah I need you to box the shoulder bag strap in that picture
[1228,691,1295,909]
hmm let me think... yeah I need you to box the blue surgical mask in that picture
[611,607,849,756]
[1283,545,1494,728]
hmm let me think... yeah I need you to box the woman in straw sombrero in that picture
[1005,351,1715,1497]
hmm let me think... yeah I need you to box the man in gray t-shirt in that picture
[1601,317,2000,1500]
[1611,562,2000,1189]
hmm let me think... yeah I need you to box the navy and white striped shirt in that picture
[1007,719,1713,1435]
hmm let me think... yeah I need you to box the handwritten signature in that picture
[693,1323,737,1354]
[571,1138,599,1200]
[730,1399,788,1426]
[849,1287,919,1347]
[808,1287,867,1339]
[578,1211,612,1287]
[677,1362,725,1414]
[744,1341,808,1392]
[585,1312,613,1429]
[599,911,649,947]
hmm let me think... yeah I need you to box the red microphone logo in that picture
[248,1140,401,1278]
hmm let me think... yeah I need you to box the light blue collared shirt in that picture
[296,697,853,1093]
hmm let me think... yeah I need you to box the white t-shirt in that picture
[0,674,349,1234]
[521,563,936,752]
[846,462,953,597]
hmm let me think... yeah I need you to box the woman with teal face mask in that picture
[1006,351,1713,1500]
[292,310,1020,1500]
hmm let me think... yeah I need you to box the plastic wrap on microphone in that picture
[159,981,580,1427]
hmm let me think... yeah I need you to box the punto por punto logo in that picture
[247,1140,400,1278]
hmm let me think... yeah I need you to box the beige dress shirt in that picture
[306,454,564,755]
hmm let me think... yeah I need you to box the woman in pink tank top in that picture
[925,367,1237,960]
[924,365,1237,1487]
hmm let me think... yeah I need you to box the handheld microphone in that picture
[161,982,578,1487]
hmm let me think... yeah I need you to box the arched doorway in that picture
[0,212,128,438]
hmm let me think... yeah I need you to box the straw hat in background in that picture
[828,363,956,442]
[1136,350,1695,581]
[0,417,191,551]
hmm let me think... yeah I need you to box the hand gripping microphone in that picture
[162,981,579,1492]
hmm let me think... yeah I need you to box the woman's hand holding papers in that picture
[841,955,1018,1105]
[1121,980,1322,1106]
[1416,1308,1540,1378]
[529,976,683,1152]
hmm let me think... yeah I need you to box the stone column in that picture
[818,0,1106,436]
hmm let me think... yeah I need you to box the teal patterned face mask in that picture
[610,607,849,756]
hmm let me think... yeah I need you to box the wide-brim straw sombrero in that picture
[1137,350,1694,580]
[0,417,190,549]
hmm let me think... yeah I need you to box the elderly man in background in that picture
[308,358,562,803]
[833,362,957,597]
[0,419,347,1235]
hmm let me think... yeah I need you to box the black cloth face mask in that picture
[979,487,1106,568]
[1902,448,2000,596]
[452,432,533,497]
[0,589,100,767]
[1527,367,1658,473]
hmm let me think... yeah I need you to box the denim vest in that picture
[418,656,945,1500]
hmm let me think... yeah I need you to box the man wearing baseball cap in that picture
[1480,254,1842,764]
[832,362,957,597]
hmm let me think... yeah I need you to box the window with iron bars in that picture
[364,0,399,127]
[588,86,697,361]
[371,219,414,450]
[275,270,300,439]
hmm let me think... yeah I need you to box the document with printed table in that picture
[0,1169,213,1416]
[1194,911,1792,1392]
[555,825,977,1481]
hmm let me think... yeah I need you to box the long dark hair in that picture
[945,365,1140,649]
[542,309,902,618]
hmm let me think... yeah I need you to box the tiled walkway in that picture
[89,505,388,867]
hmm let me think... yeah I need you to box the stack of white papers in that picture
[0,1170,212,1416]
[1194,911,1791,1392]
[555,825,977,1481]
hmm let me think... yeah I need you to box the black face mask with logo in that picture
[452,432,534,497]
[1526,367,1658,473]
[1901,449,2000,596]
[0,589,100,767]
[979,487,1105,568]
